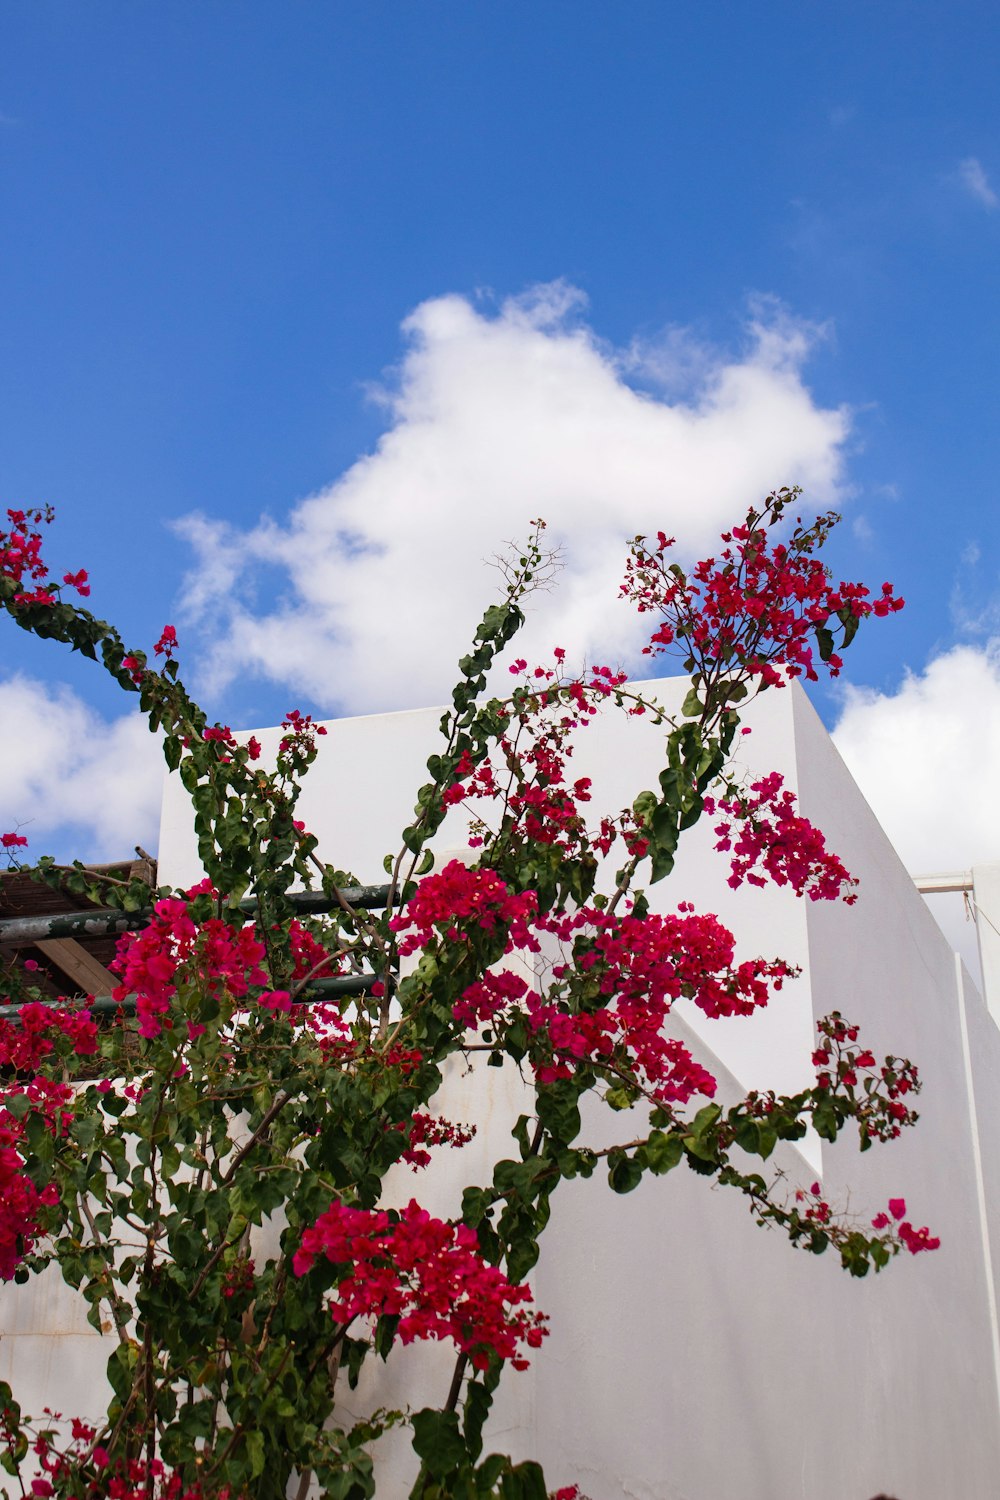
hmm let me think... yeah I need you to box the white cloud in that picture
[176,283,851,715]
[832,642,1000,875]
[0,676,164,862]
[958,156,998,210]
[948,541,1000,638]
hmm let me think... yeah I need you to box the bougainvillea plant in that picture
[0,492,934,1499]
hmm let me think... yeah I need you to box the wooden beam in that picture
[913,872,974,895]
[34,938,119,997]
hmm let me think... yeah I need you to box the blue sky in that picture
[1,1,999,885]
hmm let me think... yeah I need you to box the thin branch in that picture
[77,1195,131,1344]
[444,1351,468,1413]
[219,1089,291,1186]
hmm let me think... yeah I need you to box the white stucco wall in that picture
[4,678,1000,1499]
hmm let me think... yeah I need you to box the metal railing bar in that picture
[0,972,382,1022]
[0,885,394,947]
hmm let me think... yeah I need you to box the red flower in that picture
[899,1221,940,1254]
[61,569,90,596]
[704,773,858,904]
[294,1198,547,1370]
[259,989,293,1014]
[621,493,904,688]
[154,624,178,657]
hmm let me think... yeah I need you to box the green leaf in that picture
[689,1102,722,1140]
[475,604,509,644]
[632,789,657,826]
[475,1453,507,1492]
[838,605,861,651]
[680,684,703,718]
[814,625,835,662]
[643,1130,683,1175]
[607,1150,643,1194]
[245,1428,266,1478]
[342,1336,370,1391]
[374,1312,400,1361]
[463,1378,494,1462]
[411,1408,467,1477]
[502,1461,548,1500]
[535,1084,581,1142]
[812,1098,840,1142]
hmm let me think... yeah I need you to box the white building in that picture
[4,677,1000,1499]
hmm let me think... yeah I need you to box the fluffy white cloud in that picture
[839,639,1000,978]
[832,642,1000,875]
[958,156,998,210]
[832,642,1000,980]
[176,283,850,715]
[0,675,164,862]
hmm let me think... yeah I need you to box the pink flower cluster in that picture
[506,653,629,715]
[441,748,498,810]
[398,1112,477,1169]
[285,918,337,984]
[0,1008,92,1280]
[620,502,904,686]
[871,1197,940,1253]
[550,903,794,1021]
[390,860,538,957]
[293,1198,547,1370]
[277,708,327,771]
[153,625,178,659]
[0,507,90,608]
[300,1002,354,1054]
[794,1181,834,1226]
[10,1413,242,1499]
[122,625,187,684]
[1,831,29,869]
[111,889,268,1038]
[0,1104,62,1279]
[704,772,858,903]
[447,893,794,1106]
[812,1013,920,1141]
[525,991,716,1103]
[453,969,531,1029]
[221,1254,255,1301]
[442,654,640,859]
[0,1004,98,1073]
[120,655,146,686]
[527,905,792,1103]
[444,703,591,854]
[792,1182,938,1257]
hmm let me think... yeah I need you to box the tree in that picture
[0,493,934,1499]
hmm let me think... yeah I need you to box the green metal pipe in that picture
[0,884,394,946]
[0,971,383,1021]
